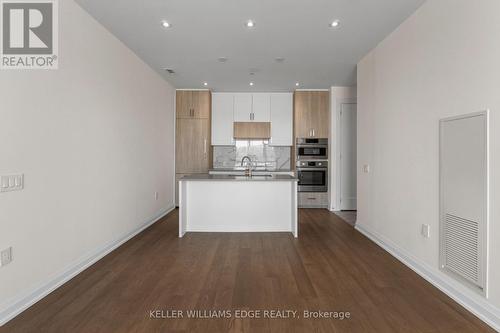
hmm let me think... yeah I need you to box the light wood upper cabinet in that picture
[294,92,312,138]
[234,122,271,139]
[176,90,210,119]
[270,93,293,146]
[294,91,329,138]
[176,118,210,173]
[212,93,235,146]
[176,90,192,118]
[192,91,210,118]
[311,91,329,138]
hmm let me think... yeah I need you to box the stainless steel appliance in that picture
[296,138,328,160]
[296,160,328,192]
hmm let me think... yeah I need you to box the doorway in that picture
[339,102,357,211]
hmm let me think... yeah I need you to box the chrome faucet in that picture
[241,156,253,176]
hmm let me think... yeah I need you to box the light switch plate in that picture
[1,247,12,266]
[363,164,370,173]
[421,224,430,238]
[0,174,23,192]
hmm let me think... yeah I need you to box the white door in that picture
[212,93,235,145]
[340,103,357,210]
[269,93,293,146]
[252,93,271,122]
[234,93,252,121]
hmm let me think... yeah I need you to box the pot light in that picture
[249,82,254,86]
[295,82,300,87]
[246,20,255,28]
[329,20,340,28]
[161,20,171,28]
[203,82,208,86]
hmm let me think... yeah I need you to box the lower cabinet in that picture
[298,192,329,208]
[175,173,190,206]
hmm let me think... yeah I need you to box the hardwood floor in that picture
[333,211,357,227]
[1,209,494,333]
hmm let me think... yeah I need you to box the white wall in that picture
[0,0,176,323]
[330,86,357,211]
[357,0,500,329]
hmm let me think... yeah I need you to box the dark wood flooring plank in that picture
[0,209,495,333]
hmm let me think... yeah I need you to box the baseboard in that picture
[355,223,500,332]
[0,205,175,327]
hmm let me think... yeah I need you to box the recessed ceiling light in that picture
[295,82,300,87]
[249,82,254,86]
[203,82,208,86]
[161,20,171,28]
[218,57,228,63]
[329,20,340,28]
[246,20,255,28]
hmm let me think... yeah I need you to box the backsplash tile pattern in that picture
[213,140,291,170]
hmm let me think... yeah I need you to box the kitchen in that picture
[175,90,343,237]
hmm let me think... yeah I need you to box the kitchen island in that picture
[178,174,298,238]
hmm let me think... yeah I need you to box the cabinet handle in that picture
[204,139,207,155]
[312,129,315,137]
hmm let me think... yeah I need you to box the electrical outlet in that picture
[0,174,23,192]
[1,247,12,266]
[363,164,370,173]
[154,192,159,201]
[421,224,430,238]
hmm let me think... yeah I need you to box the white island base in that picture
[179,175,298,238]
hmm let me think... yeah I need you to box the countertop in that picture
[209,168,293,173]
[180,174,298,182]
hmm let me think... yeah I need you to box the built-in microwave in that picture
[296,138,328,160]
[296,160,328,192]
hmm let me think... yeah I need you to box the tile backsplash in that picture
[213,140,291,170]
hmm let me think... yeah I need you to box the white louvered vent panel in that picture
[440,112,488,295]
[443,214,479,284]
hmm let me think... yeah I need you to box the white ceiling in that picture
[75,0,425,92]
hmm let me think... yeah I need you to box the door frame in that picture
[338,101,357,210]
[333,98,357,211]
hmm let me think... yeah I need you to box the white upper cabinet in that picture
[269,93,293,146]
[212,92,292,146]
[212,93,235,146]
[234,93,271,122]
[252,93,271,122]
[234,93,253,121]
